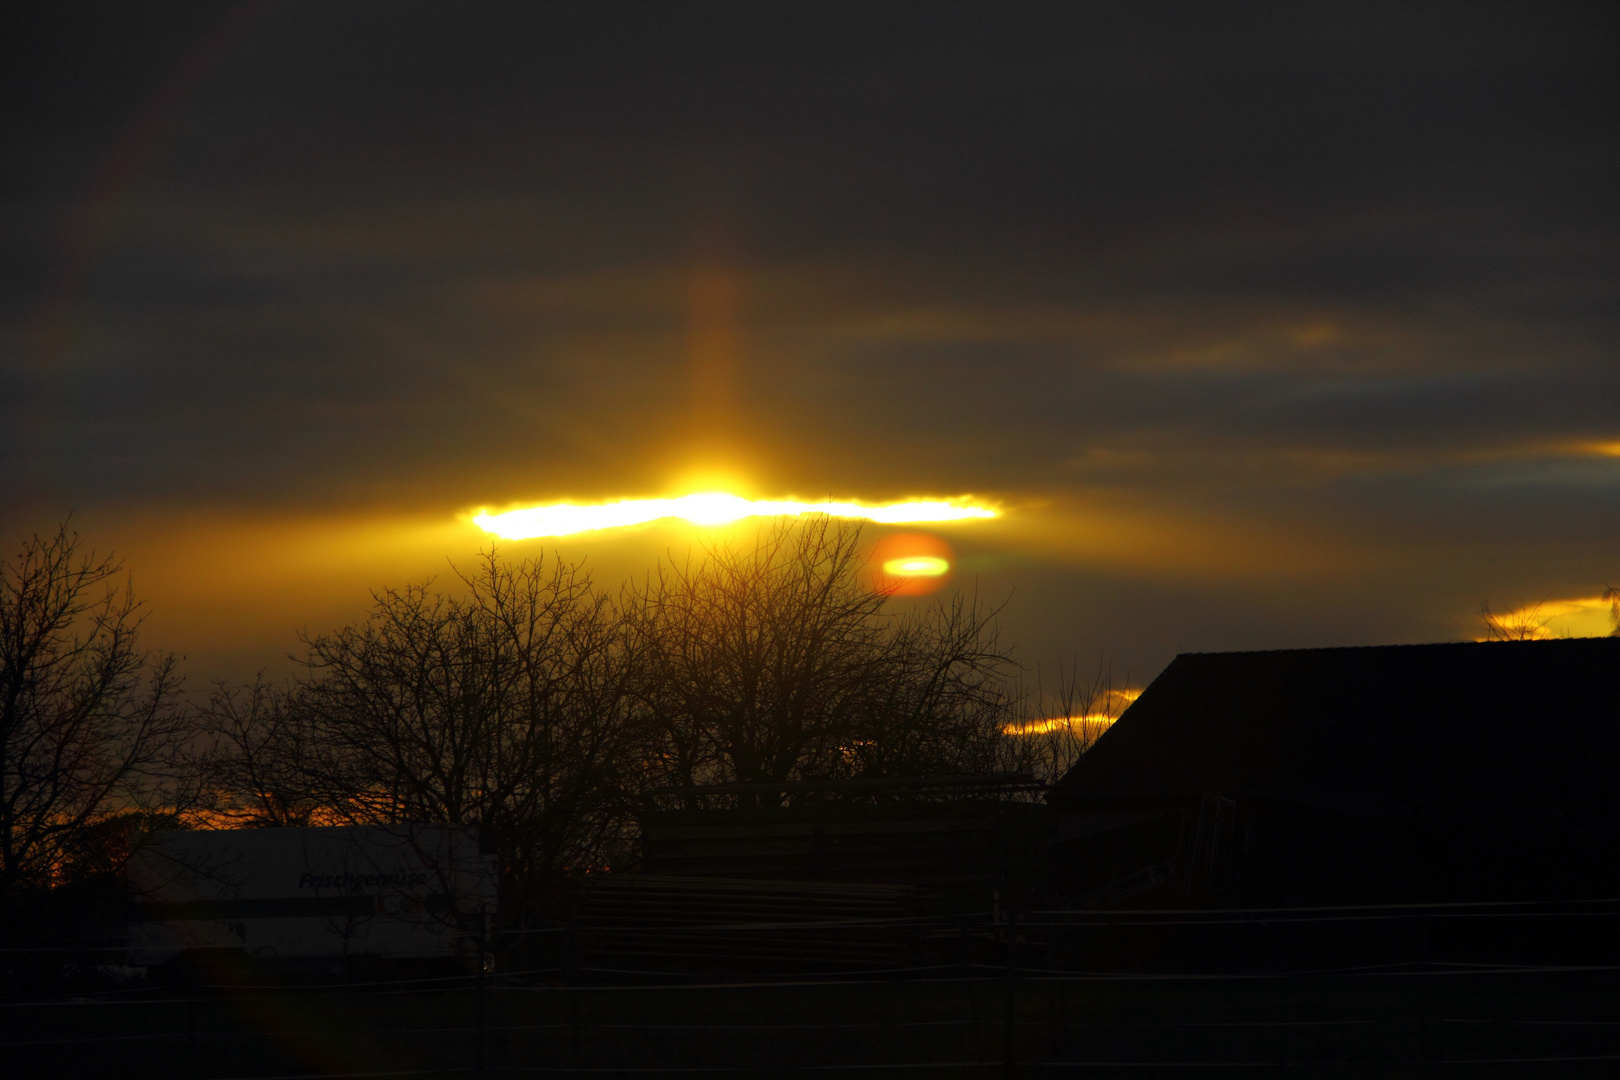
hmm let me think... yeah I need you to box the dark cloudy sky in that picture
[4,2,1618,688]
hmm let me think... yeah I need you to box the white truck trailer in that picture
[127,825,497,968]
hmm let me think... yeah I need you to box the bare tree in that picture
[197,676,324,828]
[0,525,189,900]
[999,659,1130,787]
[623,518,890,795]
[290,549,638,915]
[1479,599,1553,641]
[852,588,1021,781]
[622,517,1021,803]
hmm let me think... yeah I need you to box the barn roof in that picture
[1050,638,1620,803]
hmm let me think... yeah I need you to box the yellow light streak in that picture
[1003,690,1142,737]
[473,493,999,540]
[1004,715,1118,736]
[882,555,950,577]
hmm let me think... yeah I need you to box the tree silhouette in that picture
[0,525,189,901]
[198,675,324,828]
[622,517,1020,804]
[286,550,638,913]
[1478,599,1553,641]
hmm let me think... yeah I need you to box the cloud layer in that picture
[3,3,1617,682]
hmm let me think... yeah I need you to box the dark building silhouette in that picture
[574,777,1045,969]
[1049,638,1620,907]
[638,786,1047,913]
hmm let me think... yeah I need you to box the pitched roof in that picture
[1050,638,1620,803]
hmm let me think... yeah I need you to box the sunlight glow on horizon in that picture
[1476,594,1619,641]
[473,493,1000,540]
[1003,689,1142,737]
[1004,715,1118,736]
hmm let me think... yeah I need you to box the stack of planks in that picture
[573,874,928,971]
[640,801,1049,912]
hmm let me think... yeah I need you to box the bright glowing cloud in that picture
[1003,689,1142,737]
[882,555,950,577]
[1478,595,1619,641]
[1004,715,1116,736]
[473,493,999,540]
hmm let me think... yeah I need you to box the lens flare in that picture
[869,532,955,596]
[473,493,998,540]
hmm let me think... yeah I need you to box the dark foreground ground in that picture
[7,968,1620,1079]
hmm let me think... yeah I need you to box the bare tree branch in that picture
[0,523,191,900]
[623,517,1023,807]
[264,549,641,915]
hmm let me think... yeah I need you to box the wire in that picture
[16,1009,1620,1053]
[453,1059,1620,1074]
[492,1067,988,1074]
[10,956,1620,1005]
[10,900,1620,956]
[1033,895,1620,916]
[1023,908,1620,928]
[0,943,137,953]
[0,964,565,1003]
[196,1072,472,1080]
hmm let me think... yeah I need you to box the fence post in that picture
[571,986,582,1062]
[964,916,983,1069]
[476,910,488,1075]
[1003,909,1018,1079]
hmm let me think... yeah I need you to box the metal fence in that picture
[8,899,1620,1077]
